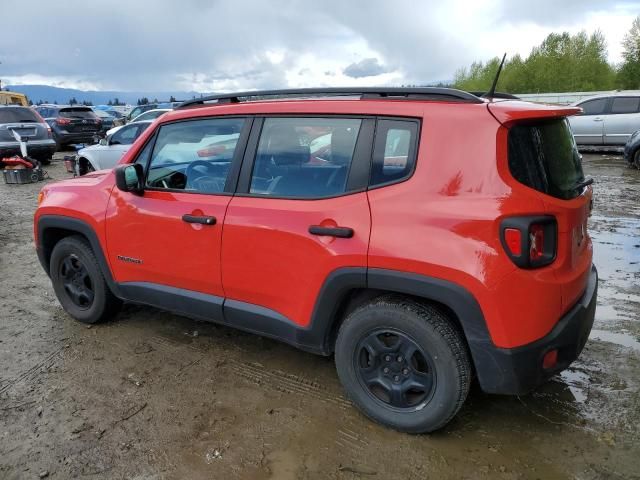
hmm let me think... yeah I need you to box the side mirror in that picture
[99,138,108,146]
[114,163,144,195]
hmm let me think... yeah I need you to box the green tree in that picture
[454,30,616,93]
[617,16,640,89]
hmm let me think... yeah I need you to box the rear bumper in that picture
[53,131,99,145]
[0,140,56,158]
[474,264,597,395]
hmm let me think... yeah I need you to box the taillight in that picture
[500,216,557,268]
[55,117,71,125]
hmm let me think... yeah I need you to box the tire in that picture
[49,236,122,324]
[634,149,640,169]
[335,295,471,433]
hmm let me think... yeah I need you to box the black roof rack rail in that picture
[177,87,482,109]
[469,91,520,100]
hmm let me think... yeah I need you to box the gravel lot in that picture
[0,152,638,479]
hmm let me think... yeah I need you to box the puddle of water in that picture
[558,369,589,404]
[590,329,640,352]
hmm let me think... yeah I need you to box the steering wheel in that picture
[185,160,225,192]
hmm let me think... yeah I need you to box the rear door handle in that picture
[182,214,216,225]
[593,117,604,122]
[309,225,354,238]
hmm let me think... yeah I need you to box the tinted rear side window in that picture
[610,97,640,114]
[508,119,585,200]
[59,108,97,119]
[0,107,40,123]
[578,98,607,115]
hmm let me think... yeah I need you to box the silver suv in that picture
[0,106,56,164]
[569,92,640,146]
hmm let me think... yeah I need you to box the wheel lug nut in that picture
[394,375,400,382]
[385,355,391,361]
[397,355,403,362]
[383,367,389,373]
[403,368,409,375]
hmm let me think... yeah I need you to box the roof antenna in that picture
[483,53,507,99]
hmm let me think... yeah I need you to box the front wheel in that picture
[335,296,471,433]
[49,236,122,324]
[634,149,640,169]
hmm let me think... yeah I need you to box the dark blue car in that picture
[623,129,640,168]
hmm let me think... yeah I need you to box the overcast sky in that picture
[1,0,638,92]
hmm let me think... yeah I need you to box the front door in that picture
[105,116,250,300]
[570,97,608,145]
[221,116,372,328]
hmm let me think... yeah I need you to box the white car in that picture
[105,109,171,137]
[76,121,152,175]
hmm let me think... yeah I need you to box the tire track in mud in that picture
[0,346,64,395]
[146,333,381,473]
[146,334,352,409]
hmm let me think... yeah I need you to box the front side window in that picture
[250,117,361,198]
[369,119,418,187]
[610,97,640,114]
[145,117,245,193]
[578,98,607,116]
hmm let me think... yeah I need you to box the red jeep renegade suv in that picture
[34,88,597,433]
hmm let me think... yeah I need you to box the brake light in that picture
[503,228,522,256]
[55,117,71,125]
[500,216,557,268]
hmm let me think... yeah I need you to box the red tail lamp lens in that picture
[56,117,71,125]
[504,228,522,256]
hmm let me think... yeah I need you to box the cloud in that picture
[0,0,637,91]
[343,58,390,78]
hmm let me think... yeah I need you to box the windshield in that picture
[0,107,41,123]
[508,118,585,200]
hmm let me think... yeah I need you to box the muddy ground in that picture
[0,153,638,480]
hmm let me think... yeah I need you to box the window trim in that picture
[235,114,419,201]
[131,115,252,197]
[367,117,421,191]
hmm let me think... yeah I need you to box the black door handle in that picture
[309,225,354,238]
[182,214,216,225]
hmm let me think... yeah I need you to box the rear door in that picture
[603,96,640,145]
[508,118,593,311]
[221,116,373,329]
[569,98,608,145]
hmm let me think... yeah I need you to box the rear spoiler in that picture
[487,101,582,126]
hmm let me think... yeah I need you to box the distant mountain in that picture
[5,84,205,106]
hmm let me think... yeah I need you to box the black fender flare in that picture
[36,215,122,297]
[308,267,498,390]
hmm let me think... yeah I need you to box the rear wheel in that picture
[335,296,471,433]
[50,236,121,324]
[634,149,640,169]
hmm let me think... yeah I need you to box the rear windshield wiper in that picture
[574,177,594,191]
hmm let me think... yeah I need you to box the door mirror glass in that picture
[115,163,144,195]
[99,138,108,146]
